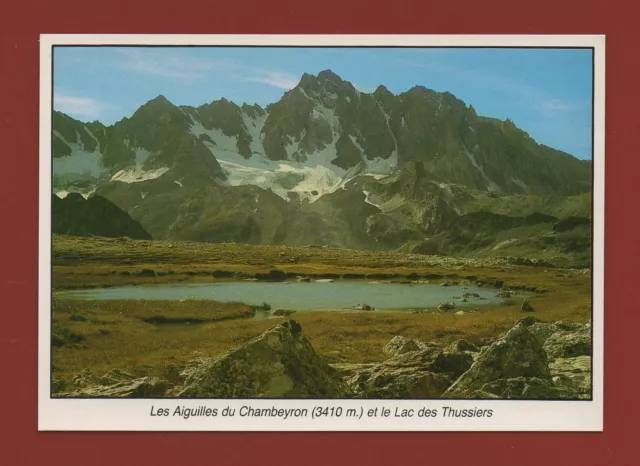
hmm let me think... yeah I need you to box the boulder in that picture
[334,336,474,398]
[528,322,560,345]
[528,320,587,346]
[549,356,592,397]
[383,336,426,356]
[178,320,348,398]
[521,298,534,312]
[438,301,456,311]
[342,365,452,399]
[543,329,591,359]
[445,339,480,354]
[443,319,550,398]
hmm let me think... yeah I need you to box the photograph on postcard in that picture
[44,39,600,412]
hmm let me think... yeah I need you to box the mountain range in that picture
[52,70,592,267]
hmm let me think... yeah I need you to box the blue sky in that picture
[53,47,593,160]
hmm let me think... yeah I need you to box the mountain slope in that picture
[51,70,592,266]
[52,193,151,239]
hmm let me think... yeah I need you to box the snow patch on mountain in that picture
[53,132,105,178]
[372,97,399,161]
[297,87,312,100]
[219,160,293,200]
[349,135,365,157]
[111,166,170,183]
[54,187,96,199]
[312,106,339,136]
[284,130,306,160]
[190,122,240,158]
[135,148,152,166]
[464,145,500,192]
[242,112,268,155]
[365,150,397,174]
[185,103,394,203]
[290,165,344,202]
[362,190,381,208]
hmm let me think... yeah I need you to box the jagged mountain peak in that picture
[296,69,356,95]
[241,102,264,112]
[298,72,318,88]
[408,85,431,93]
[52,70,593,265]
[317,69,343,83]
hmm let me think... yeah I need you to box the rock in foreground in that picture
[442,318,551,398]
[334,340,473,398]
[178,320,347,398]
[57,369,170,398]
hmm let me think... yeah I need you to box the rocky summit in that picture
[56,317,592,400]
[52,70,592,267]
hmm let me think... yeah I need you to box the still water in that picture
[58,281,503,310]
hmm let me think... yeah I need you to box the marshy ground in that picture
[51,235,592,388]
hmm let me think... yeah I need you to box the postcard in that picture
[39,34,604,431]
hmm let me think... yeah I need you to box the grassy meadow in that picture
[51,235,592,389]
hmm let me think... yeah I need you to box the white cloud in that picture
[539,99,585,112]
[115,49,300,90]
[53,93,107,119]
[115,49,226,82]
[243,70,299,90]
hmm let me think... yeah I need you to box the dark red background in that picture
[1,0,636,464]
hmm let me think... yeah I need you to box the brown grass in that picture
[50,235,592,387]
[51,287,590,384]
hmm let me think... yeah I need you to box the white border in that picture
[39,34,605,432]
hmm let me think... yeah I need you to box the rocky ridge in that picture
[52,70,592,267]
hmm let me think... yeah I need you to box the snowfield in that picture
[185,106,394,202]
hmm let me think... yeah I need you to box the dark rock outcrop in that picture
[177,320,347,398]
[445,339,480,354]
